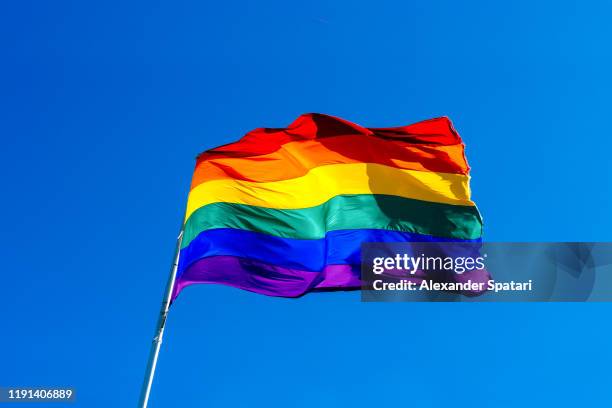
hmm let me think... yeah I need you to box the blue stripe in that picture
[178,228,480,276]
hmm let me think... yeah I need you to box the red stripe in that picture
[198,113,463,161]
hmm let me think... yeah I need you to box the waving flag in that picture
[172,113,483,299]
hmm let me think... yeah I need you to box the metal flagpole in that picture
[138,230,184,408]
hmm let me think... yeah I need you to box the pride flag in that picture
[172,113,483,299]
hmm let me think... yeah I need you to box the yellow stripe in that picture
[184,163,474,221]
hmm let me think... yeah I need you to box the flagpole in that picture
[138,230,184,408]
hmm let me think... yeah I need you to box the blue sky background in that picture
[2,0,612,406]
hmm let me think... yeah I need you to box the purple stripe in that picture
[172,256,361,300]
[172,256,360,300]
[171,256,490,300]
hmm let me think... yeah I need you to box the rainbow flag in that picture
[172,113,483,299]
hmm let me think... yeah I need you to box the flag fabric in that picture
[172,113,483,300]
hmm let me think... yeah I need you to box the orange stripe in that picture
[191,135,468,188]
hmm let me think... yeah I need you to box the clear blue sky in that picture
[2,1,612,407]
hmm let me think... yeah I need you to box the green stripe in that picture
[182,194,483,248]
